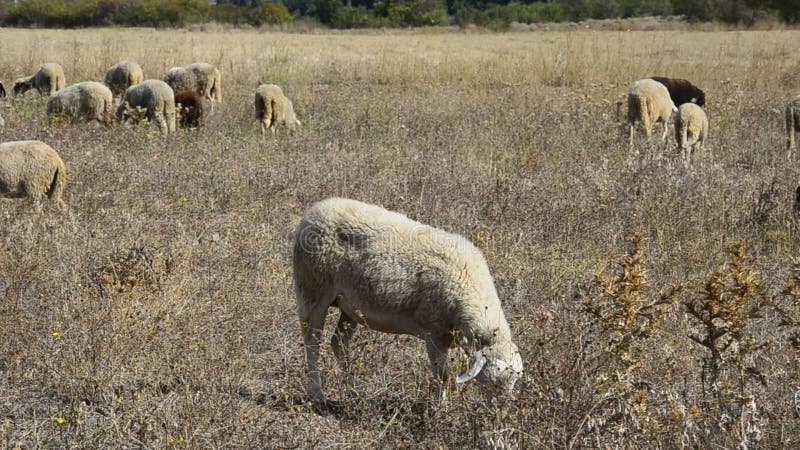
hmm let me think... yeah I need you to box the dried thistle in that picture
[684,242,764,363]
[683,242,766,413]
[583,235,677,359]
[94,244,167,294]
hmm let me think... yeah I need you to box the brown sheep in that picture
[174,90,203,129]
[649,76,706,107]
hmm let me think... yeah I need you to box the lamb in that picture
[116,79,176,134]
[785,95,800,153]
[174,90,203,129]
[649,76,706,107]
[674,102,709,164]
[293,197,524,406]
[0,140,67,208]
[46,81,114,125]
[13,63,66,96]
[104,60,144,99]
[254,84,301,134]
[163,63,221,107]
[627,78,677,147]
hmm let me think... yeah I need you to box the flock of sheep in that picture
[0,60,300,133]
[1,65,799,408]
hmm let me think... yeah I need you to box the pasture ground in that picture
[1,27,800,448]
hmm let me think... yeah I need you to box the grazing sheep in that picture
[675,102,709,164]
[254,84,301,134]
[0,82,6,98]
[186,62,221,104]
[163,67,196,96]
[628,78,677,147]
[785,95,800,153]
[13,63,66,96]
[0,140,66,208]
[649,76,706,107]
[163,63,221,109]
[116,79,176,134]
[104,60,144,98]
[293,197,524,405]
[174,90,203,129]
[47,82,114,125]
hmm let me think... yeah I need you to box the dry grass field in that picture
[1,26,800,448]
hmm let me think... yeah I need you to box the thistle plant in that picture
[583,235,677,365]
[683,242,766,419]
[578,235,678,441]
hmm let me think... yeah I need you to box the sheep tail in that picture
[638,96,651,136]
[269,99,278,132]
[47,165,66,201]
[212,75,221,103]
[677,120,687,150]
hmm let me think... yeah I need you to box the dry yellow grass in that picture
[1,27,800,448]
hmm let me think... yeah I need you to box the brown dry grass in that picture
[1,27,800,448]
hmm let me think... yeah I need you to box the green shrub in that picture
[249,3,293,25]
[332,5,383,28]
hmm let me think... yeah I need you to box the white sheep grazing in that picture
[116,79,176,134]
[47,82,114,125]
[627,78,677,147]
[674,102,709,164]
[293,197,524,405]
[785,95,800,154]
[163,67,197,96]
[186,62,221,104]
[254,84,301,134]
[0,140,67,208]
[13,63,66,96]
[104,60,144,99]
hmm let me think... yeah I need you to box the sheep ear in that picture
[457,349,487,383]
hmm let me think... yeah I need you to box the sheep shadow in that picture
[238,384,431,418]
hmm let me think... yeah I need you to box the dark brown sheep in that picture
[649,76,706,107]
[0,82,5,98]
[174,90,203,129]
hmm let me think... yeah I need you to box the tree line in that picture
[0,0,797,29]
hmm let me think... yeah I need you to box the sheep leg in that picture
[299,304,329,404]
[331,311,357,370]
[629,123,635,149]
[331,311,364,396]
[660,120,669,143]
[425,334,453,403]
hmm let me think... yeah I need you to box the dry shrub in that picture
[683,242,768,446]
[575,235,677,445]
